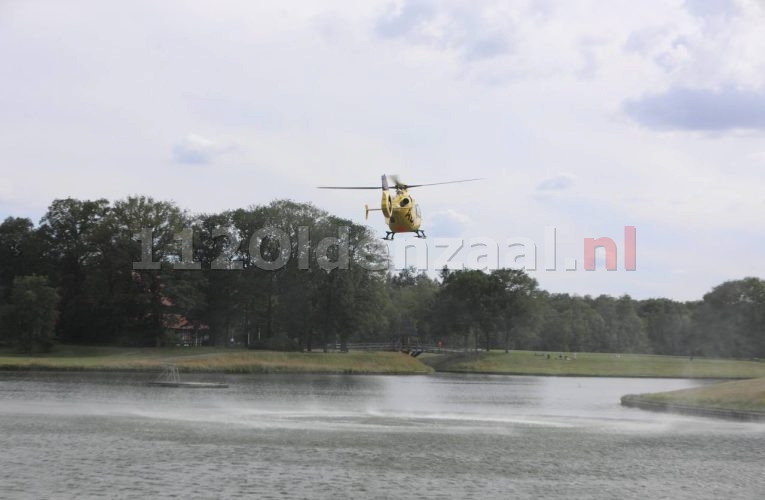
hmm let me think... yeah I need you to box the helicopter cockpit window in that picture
[400,197,410,207]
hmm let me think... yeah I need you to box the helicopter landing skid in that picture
[383,230,426,240]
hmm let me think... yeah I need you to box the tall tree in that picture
[104,196,191,346]
[638,298,693,355]
[435,269,490,349]
[488,268,539,352]
[2,275,59,352]
[693,278,765,358]
[388,268,438,345]
[38,198,110,343]
[0,217,46,299]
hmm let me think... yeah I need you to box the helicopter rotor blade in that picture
[316,186,381,190]
[318,174,390,190]
[318,176,484,190]
[403,178,484,189]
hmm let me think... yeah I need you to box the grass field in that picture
[419,350,765,379]
[622,377,765,415]
[0,346,433,374]
[3,346,765,380]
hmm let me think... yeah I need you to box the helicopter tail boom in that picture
[365,204,382,220]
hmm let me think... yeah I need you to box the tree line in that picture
[0,196,763,358]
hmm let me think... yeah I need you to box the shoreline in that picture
[620,376,765,421]
[0,365,432,375]
[3,348,765,379]
[432,369,751,380]
[0,362,757,379]
[0,364,747,379]
[621,394,765,422]
[0,362,752,380]
[0,349,435,375]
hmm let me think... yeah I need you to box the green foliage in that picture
[432,268,539,351]
[2,275,59,352]
[638,298,693,355]
[38,198,110,343]
[0,217,47,299]
[3,195,765,359]
[691,278,765,358]
[387,267,438,343]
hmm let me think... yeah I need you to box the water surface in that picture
[1,372,762,499]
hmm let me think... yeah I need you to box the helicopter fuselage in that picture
[319,174,481,240]
[381,188,422,235]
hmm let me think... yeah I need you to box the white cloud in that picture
[374,0,518,63]
[1,0,764,300]
[747,151,765,162]
[683,0,740,19]
[536,173,575,191]
[172,134,233,165]
[427,209,472,237]
[623,86,765,131]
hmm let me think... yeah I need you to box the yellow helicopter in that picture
[318,175,482,240]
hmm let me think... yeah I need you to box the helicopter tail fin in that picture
[381,174,389,191]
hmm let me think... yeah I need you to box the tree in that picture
[692,278,765,358]
[488,268,538,352]
[104,196,191,346]
[434,269,489,349]
[38,198,110,343]
[2,276,59,352]
[387,268,438,344]
[638,298,693,355]
[191,211,244,346]
[590,295,649,353]
[309,213,388,352]
[538,294,574,352]
[433,268,539,351]
[0,217,47,299]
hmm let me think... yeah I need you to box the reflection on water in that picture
[1,372,763,499]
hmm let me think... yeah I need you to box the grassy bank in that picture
[4,346,764,379]
[621,377,765,420]
[0,346,433,374]
[420,350,765,379]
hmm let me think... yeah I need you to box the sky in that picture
[1,0,764,301]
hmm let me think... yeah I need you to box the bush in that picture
[247,332,300,351]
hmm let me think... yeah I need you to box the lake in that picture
[0,372,763,499]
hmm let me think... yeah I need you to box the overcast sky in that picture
[2,0,764,301]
